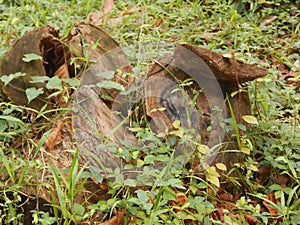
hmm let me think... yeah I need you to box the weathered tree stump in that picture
[0,26,69,109]
[144,44,267,168]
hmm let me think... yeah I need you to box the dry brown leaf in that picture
[99,208,126,225]
[212,207,225,223]
[171,193,187,212]
[283,71,298,86]
[260,16,278,26]
[54,63,70,79]
[121,10,133,16]
[90,12,104,26]
[91,176,109,191]
[274,174,289,188]
[175,193,187,206]
[45,120,64,152]
[255,164,272,185]
[89,1,116,26]
[64,118,73,136]
[293,60,300,71]
[155,17,163,27]
[104,0,115,15]
[244,213,259,225]
[263,192,279,216]
[217,194,236,210]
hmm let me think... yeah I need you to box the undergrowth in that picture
[0,0,299,224]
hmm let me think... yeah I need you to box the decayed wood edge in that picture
[18,85,138,206]
[144,43,269,169]
[4,23,136,208]
[175,44,267,85]
[73,85,137,173]
[71,26,137,173]
[0,26,58,109]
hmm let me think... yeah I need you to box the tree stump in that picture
[144,44,267,168]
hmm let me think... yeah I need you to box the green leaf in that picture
[242,115,258,125]
[46,76,62,90]
[163,187,176,201]
[136,190,149,203]
[206,173,220,188]
[247,164,258,172]
[124,179,136,187]
[206,166,220,187]
[22,53,43,62]
[215,163,227,171]
[241,146,250,155]
[61,78,80,88]
[25,87,44,103]
[96,71,115,79]
[73,203,85,216]
[173,120,181,129]
[206,166,220,177]
[94,175,103,183]
[0,115,25,127]
[144,155,156,164]
[0,72,26,86]
[29,76,50,83]
[143,202,153,211]
[128,198,141,205]
[96,80,125,91]
[168,178,186,189]
[128,127,143,132]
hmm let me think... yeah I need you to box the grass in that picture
[0,0,300,224]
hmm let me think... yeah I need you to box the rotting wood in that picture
[144,44,267,168]
[0,26,65,109]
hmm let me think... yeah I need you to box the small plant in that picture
[50,149,89,224]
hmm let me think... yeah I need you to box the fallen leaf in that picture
[255,164,272,185]
[54,63,70,79]
[244,213,258,225]
[263,192,279,216]
[274,174,289,188]
[89,11,104,26]
[155,17,163,27]
[100,208,126,225]
[120,6,134,16]
[212,207,225,223]
[173,193,187,206]
[45,120,64,152]
[104,0,114,15]
[260,16,278,26]
[91,176,109,191]
[293,60,300,71]
[219,193,234,202]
